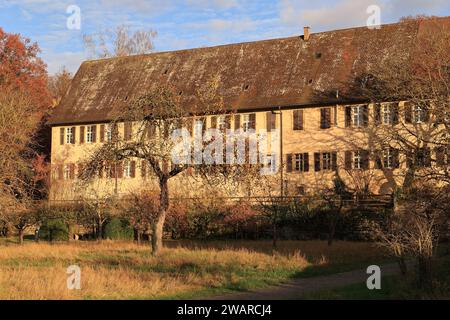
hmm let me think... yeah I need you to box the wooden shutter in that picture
[405,102,412,123]
[98,162,104,179]
[392,149,400,169]
[345,151,353,170]
[424,148,432,167]
[423,102,430,123]
[124,122,132,140]
[69,164,75,180]
[115,162,122,179]
[374,104,381,125]
[113,123,119,141]
[303,153,309,172]
[106,161,117,178]
[345,106,352,127]
[71,127,76,144]
[314,153,321,172]
[406,151,414,168]
[211,116,217,129]
[320,108,331,129]
[332,152,338,171]
[60,128,65,145]
[362,105,369,127]
[286,154,293,172]
[80,126,85,144]
[392,104,399,125]
[361,150,370,170]
[186,118,194,136]
[234,114,241,130]
[130,161,136,178]
[100,124,105,142]
[266,112,276,131]
[57,165,64,180]
[199,117,206,135]
[225,115,231,130]
[375,152,383,169]
[249,113,256,130]
[293,110,303,130]
[146,123,156,138]
[92,125,97,142]
[141,160,147,177]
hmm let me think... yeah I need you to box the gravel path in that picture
[206,263,401,300]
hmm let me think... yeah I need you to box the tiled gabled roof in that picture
[48,17,449,125]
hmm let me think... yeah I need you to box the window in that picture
[293,110,303,131]
[123,161,132,178]
[243,114,251,132]
[383,149,393,168]
[382,105,392,125]
[217,116,227,132]
[106,124,113,142]
[105,162,114,179]
[352,106,364,127]
[314,152,337,172]
[320,108,331,129]
[345,150,369,170]
[124,122,133,140]
[195,117,206,136]
[414,105,425,124]
[242,114,256,132]
[66,127,74,144]
[86,126,95,143]
[353,151,363,169]
[63,164,72,180]
[416,148,431,168]
[294,153,309,172]
[265,154,277,174]
[346,105,368,127]
[405,102,429,124]
[322,152,332,170]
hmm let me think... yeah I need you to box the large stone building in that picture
[47,18,449,201]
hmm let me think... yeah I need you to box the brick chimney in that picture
[304,26,311,41]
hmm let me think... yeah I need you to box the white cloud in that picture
[279,0,380,31]
[186,0,239,10]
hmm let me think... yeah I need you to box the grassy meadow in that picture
[0,239,389,300]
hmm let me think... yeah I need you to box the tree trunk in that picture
[18,228,24,245]
[417,256,433,291]
[97,216,103,240]
[136,228,141,245]
[272,223,277,250]
[152,177,169,256]
[34,227,40,242]
[398,256,408,276]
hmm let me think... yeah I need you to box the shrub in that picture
[39,219,69,242]
[104,218,134,240]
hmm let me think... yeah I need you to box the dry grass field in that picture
[0,240,389,300]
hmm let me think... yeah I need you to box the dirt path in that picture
[206,263,401,300]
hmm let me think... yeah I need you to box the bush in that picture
[39,219,69,241]
[104,218,134,240]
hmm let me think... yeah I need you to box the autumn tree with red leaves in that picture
[0,27,52,242]
[0,27,51,109]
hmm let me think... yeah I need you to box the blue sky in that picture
[0,0,449,74]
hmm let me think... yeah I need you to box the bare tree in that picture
[78,77,262,255]
[47,67,73,107]
[0,90,44,243]
[83,25,157,59]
